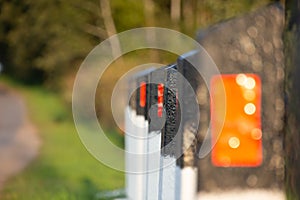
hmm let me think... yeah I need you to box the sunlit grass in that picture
[1,78,124,199]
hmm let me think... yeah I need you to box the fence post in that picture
[195,3,285,198]
[125,69,153,200]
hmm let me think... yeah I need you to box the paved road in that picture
[0,84,40,191]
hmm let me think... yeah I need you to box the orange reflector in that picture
[211,74,262,167]
[139,81,146,108]
[157,84,164,117]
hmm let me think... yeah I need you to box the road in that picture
[0,84,40,191]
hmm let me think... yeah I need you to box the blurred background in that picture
[0,0,276,199]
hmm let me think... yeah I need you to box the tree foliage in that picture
[0,0,273,86]
[0,0,96,84]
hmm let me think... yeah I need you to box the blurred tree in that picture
[0,0,275,131]
[184,0,273,34]
[0,0,95,85]
[100,0,122,59]
[170,0,181,23]
[0,0,274,86]
[110,0,144,32]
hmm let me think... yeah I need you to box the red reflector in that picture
[157,83,164,117]
[211,74,262,167]
[139,81,146,108]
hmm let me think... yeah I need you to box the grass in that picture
[0,78,125,200]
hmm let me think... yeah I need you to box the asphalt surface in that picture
[0,84,40,191]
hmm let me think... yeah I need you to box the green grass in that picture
[0,78,124,200]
